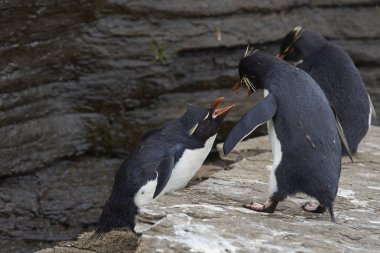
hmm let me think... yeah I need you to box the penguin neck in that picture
[304,42,327,61]
[250,63,286,90]
[300,32,328,60]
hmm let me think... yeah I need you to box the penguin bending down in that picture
[278,26,375,155]
[223,52,342,221]
[95,98,233,234]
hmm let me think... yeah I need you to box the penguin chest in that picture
[134,178,158,209]
[264,89,283,195]
[267,119,283,194]
[162,134,217,193]
[133,135,216,208]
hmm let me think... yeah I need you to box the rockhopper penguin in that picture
[223,51,342,221]
[278,26,375,155]
[95,97,234,234]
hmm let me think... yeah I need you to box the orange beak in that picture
[247,88,253,97]
[211,97,224,109]
[232,80,241,92]
[276,53,285,59]
[211,97,235,117]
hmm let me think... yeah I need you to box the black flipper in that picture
[330,105,353,163]
[223,92,277,155]
[153,144,184,198]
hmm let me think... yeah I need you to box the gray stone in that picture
[1,0,380,177]
[135,126,380,253]
[0,157,123,252]
[1,1,380,252]
[39,126,380,253]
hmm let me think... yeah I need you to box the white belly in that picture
[162,134,217,193]
[368,101,372,127]
[134,177,158,208]
[368,93,376,128]
[133,134,217,208]
[264,89,282,196]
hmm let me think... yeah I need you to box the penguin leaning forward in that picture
[94,97,234,236]
[278,26,376,155]
[223,51,344,221]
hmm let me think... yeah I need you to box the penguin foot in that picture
[243,198,278,213]
[301,201,327,213]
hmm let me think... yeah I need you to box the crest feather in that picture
[243,45,255,58]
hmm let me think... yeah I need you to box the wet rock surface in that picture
[37,126,380,252]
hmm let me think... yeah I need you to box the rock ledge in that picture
[38,126,380,253]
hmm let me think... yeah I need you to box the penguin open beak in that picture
[232,78,256,97]
[211,97,235,118]
[211,97,224,109]
[232,80,241,92]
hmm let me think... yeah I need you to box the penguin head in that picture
[233,51,281,95]
[184,97,234,140]
[278,26,327,64]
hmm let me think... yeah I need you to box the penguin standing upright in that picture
[95,97,233,234]
[278,26,374,155]
[224,51,342,221]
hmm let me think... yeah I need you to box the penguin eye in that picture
[189,123,199,136]
[203,112,210,120]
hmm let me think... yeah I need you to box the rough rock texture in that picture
[0,154,226,253]
[0,157,123,252]
[37,126,380,252]
[1,1,380,252]
[37,230,140,253]
[1,0,380,177]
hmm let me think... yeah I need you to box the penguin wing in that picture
[223,93,277,155]
[153,144,184,198]
[330,105,353,163]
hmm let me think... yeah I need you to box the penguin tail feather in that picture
[327,204,336,223]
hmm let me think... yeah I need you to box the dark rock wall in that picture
[0,0,379,252]
[1,0,379,177]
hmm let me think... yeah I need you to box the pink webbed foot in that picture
[302,201,327,213]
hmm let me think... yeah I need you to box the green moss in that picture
[148,39,168,65]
